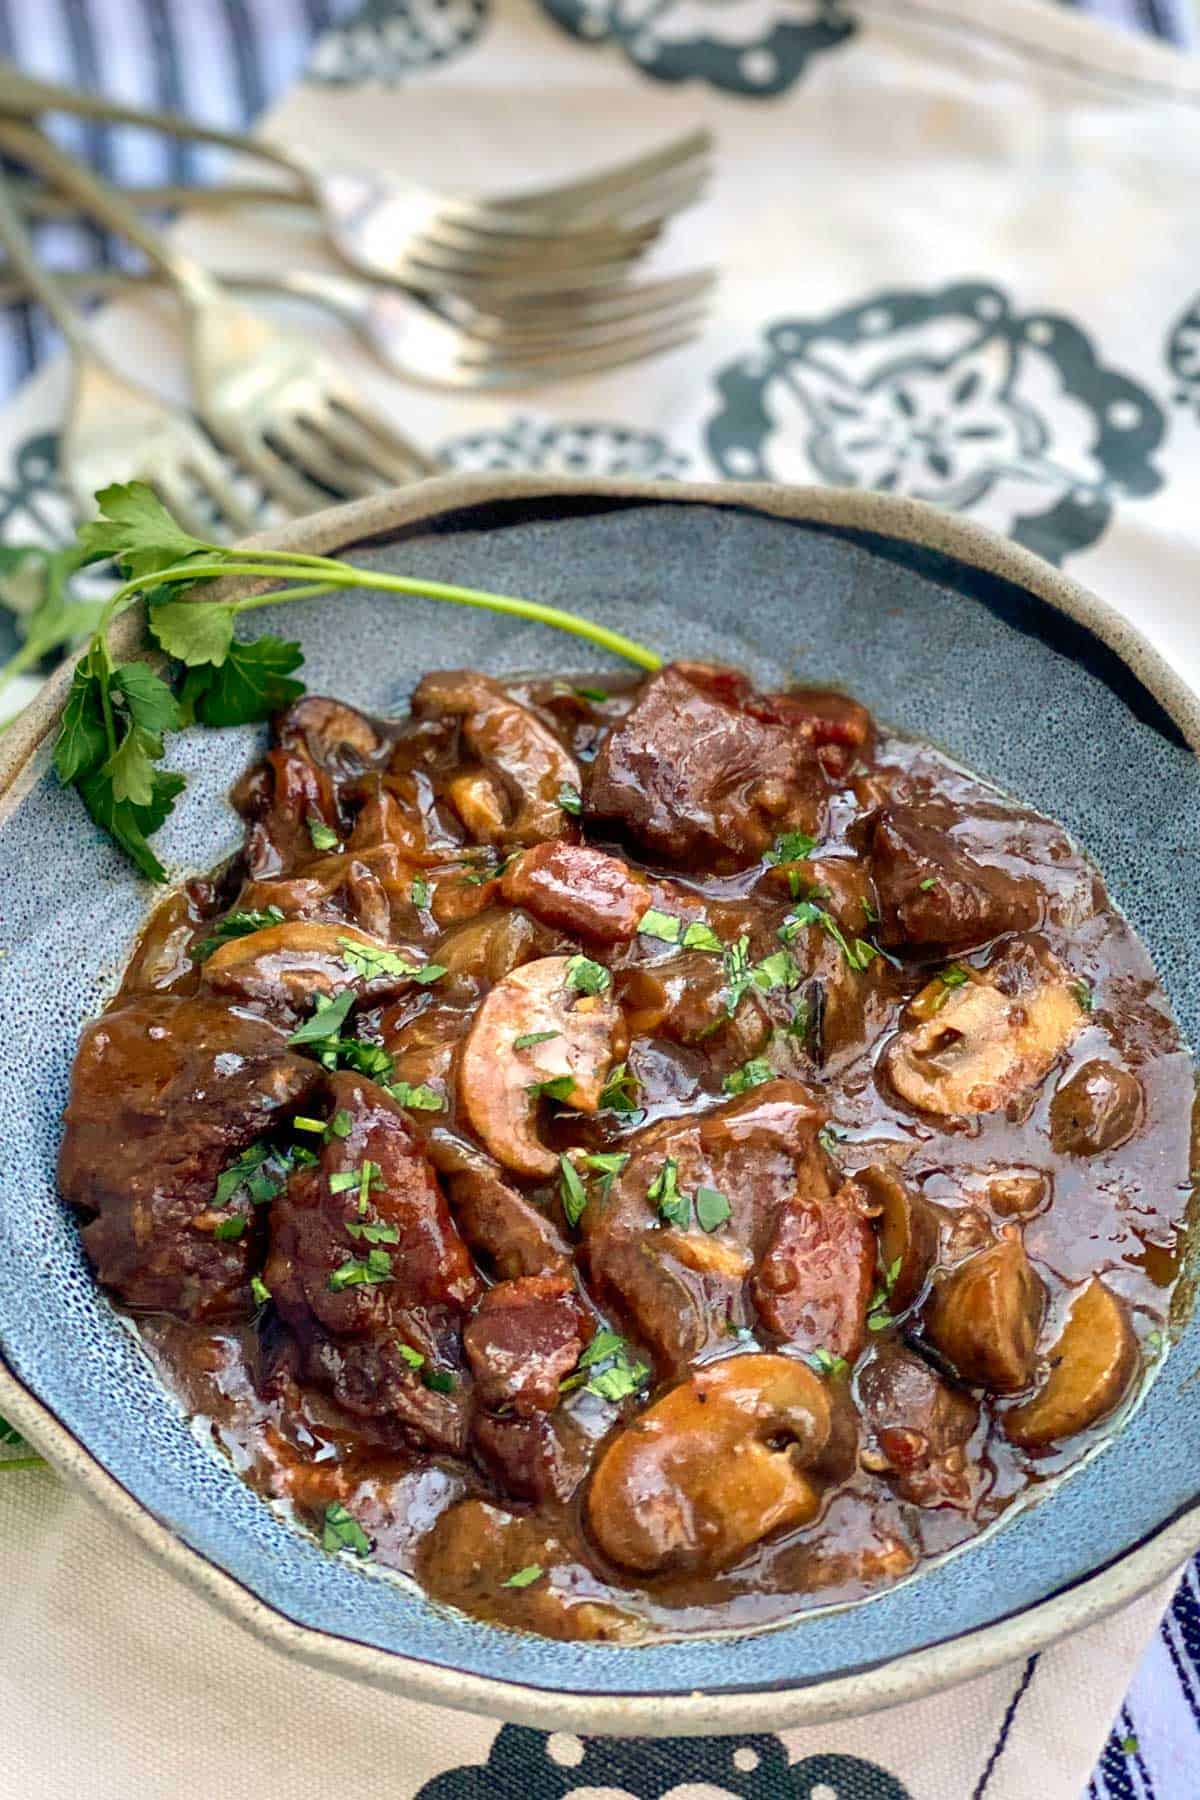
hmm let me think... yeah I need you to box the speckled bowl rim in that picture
[1,473,1197,1737]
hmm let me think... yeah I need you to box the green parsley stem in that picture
[99,559,663,673]
[0,1454,46,1473]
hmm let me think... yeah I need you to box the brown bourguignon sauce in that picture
[59,662,1195,1642]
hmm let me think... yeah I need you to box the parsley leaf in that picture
[918,875,938,891]
[338,936,445,984]
[805,1346,849,1379]
[396,1342,425,1370]
[287,988,356,1051]
[77,764,185,883]
[385,1081,444,1112]
[53,655,109,785]
[527,1074,576,1103]
[867,1254,904,1331]
[321,1500,371,1557]
[149,598,235,667]
[681,920,722,953]
[560,1328,650,1403]
[560,1154,588,1228]
[422,1367,455,1394]
[212,1214,247,1241]
[564,954,611,995]
[751,948,802,993]
[599,1061,642,1116]
[250,1276,271,1307]
[722,1057,774,1096]
[328,1248,393,1291]
[765,830,817,865]
[637,908,682,944]
[176,635,304,727]
[77,482,211,579]
[648,1156,691,1228]
[1072,978,1095,1012]
[514,1029,561,1051]
[576,686,608,703]
[577,1150,629,1201]
[410,876,430,909]
[191,906,285,962]
[695,1185,731,1232]
[345,1219,400,1245]
[940,964,969,990]
[308,816,338,851]
[556,784,582,817]
[503,1563,544,1589]
[780,901,879,973]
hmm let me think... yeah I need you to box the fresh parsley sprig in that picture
[52,483,662,882]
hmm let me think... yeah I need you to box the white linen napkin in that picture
[2,4,1199,1795]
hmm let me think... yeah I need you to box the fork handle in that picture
[0,121,221,309]
[0,60,314,198]
[0,163,95,359]
[9,176,315,220]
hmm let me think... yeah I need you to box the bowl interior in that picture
[2,494,1199,1700]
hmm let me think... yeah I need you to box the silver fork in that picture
[0,63,712,298]
[0,262,715,392]
[0,121,438,516]
[0,161,254,531]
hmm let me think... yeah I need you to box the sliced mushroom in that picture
[925,1236,1046,1393]
[657,1230,754,1280]
[858,1165,938,1312]
[277,694,383,774]
[1004,1278,1138,1447]
[458,954,621,1177]
[586,1353,832,1575]
[1049,1060,1143,1155]
[988,1169,1051,1220]
[886,946,1083,1116]
[413,670,581,846]
[200,920,428,1021]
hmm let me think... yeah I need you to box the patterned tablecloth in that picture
[1,4,1199,1797]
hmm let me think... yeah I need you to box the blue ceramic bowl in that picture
[1,476,1197,1735]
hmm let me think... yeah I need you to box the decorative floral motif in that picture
[707,282,1165,564]
[1165,293,1200,408]
[415,1722,913,1798]
[0,430,72,547]
[537,0,855,97]
[439,417,688,478]
[307,0,489,85]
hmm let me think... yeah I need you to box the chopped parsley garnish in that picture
[250,1275,271,1307]
[345,1219,399,1245]
[514,1029,561,1051]
[557,783,583,817]
[818,1124,846,1158]
[564,954,611,995]
[806,1346,849,1379]
[328,1108,353,1139]
[722,1058,774,1096]
[598,1061,642,1117]
[385,1081,444,1112]
[191,905,284,962]
[503,1563,544,1589]
[765,830,817,865]
[559,1154,588,1228]
[1072,978,1095,1012]
[780,901,879,973]
[422,1367,455,1394]
[328,1247,393,1291]
[214,1140,301,1209]
[681,920,722,953]
[919,875,938,891]
[410,875,430,909]
[396,1342,425,1369]
[695,1185,732,1232]
[648,1156,690,1229]
[722,935,755,1013]
[293,1115,327,1135]
[637,908,682,944]
[560,1328,650,1402]
[577,1151,629,1199]
[867,1254,903,1331]
[322,1501,371,1557]
[212,1214,247,1241]
[789,997,816,1048]
[338,935,445,985]
[526,1074,577,1103]
[286,989,394,1080]
[329,1161,382,1198]
[940,964,969,990]
[307,815,339,851]
[751,948,802,994]
[576,686,609,703]
[861,894,879,924]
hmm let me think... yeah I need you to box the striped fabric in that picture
[0,3,1195,1796]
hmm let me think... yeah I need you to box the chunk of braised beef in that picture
[580,1079,836,1373]
[752,1179,878,1362]
[446,1167,570,1279]
[585,662,834,874]
[236,748,339,879]
[464,1275,590,1413]
[471,1410,588,1505]
[500,841,650,944]
[60,994,319,1321]
[870,800,1042,953]
[857,1343,981,1510]
[264,1073,481,1448]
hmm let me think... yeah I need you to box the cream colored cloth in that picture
[2,3,1200,1795]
